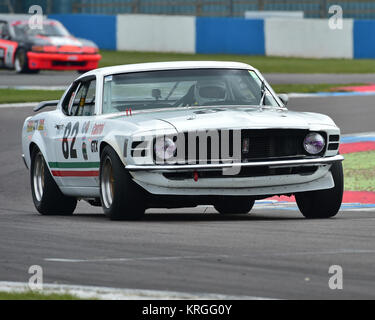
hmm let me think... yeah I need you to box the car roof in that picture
[79,61,256,79]
[0,14,56,24]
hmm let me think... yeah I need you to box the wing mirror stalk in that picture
[33,100,59,112]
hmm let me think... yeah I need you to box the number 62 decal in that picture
[62,122,79,159]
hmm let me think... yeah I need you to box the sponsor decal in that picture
[27,120,35,132]
[91,140,98,153]
[37,119,45,131]
[81,121,90,134]
[91,123,105,136]
[27,119,45,132]
[82,142,88,160]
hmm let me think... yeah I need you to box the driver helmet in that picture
[194,80,228,106]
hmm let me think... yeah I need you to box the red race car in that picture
[0,16,101,73]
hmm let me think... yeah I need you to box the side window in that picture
[0,22,10,40]
[62,79,96,116]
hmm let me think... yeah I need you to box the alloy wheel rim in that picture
[15,53,23,72]
[101,157,115,209]
[33,153,45,202]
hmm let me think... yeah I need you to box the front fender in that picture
[100,131,128,166]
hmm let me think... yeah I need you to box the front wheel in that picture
[295,161,344,219]
[14,48,39,74]
[100,146,145,220]
[214,197,255,215]
[30,148,77,215]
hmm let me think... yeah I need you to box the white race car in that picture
[22,61,344,220]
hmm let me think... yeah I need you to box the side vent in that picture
[328,135,340,151]
[131,140,149,158]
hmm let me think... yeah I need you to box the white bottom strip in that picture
[0,281,274,300]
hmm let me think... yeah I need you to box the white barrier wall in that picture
[117,14,196,53]
[265,18,353,59]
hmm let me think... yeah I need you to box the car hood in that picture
[112,106,337,133]
[31,35,97,48]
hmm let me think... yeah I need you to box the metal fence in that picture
[3,0,375,19]
[72,0,375,18]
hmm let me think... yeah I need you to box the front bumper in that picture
[27,52,101,71]
[127,155,344,196]
[126,155,344,172]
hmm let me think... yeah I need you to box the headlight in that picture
[31,45,44,52]
[154,137,176,160]
[303,133,325,155]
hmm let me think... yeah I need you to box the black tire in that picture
[214,197,255,215]
[99,146,145,221]
[14,48,39,74]
[30,147,77,215]
[295,161,344,219]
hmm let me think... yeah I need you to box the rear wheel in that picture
[214,197,255,215]
[295,161,344,219]
[30,148,77,215]
[100,146,145,220]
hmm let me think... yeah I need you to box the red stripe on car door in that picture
[52,170,99,177]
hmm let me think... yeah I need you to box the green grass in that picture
[272,83,364,94]
[343,151,375,192]
[0,291,81,300]
[0,89,64,104]
[99,50,375,74]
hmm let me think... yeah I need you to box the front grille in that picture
[138,129,327,164]
[52,61,86,67]
[241,129,310,161]
[178,129,322,164]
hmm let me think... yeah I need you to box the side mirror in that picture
[34,100,59,112]
[278,94,289,106]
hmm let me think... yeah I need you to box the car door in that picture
[0,21,18,68]
[52,76,100,188]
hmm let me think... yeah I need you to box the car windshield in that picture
[102,68,280,114]
[12,21,70,37]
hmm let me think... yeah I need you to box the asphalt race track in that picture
[1,96,375,299]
